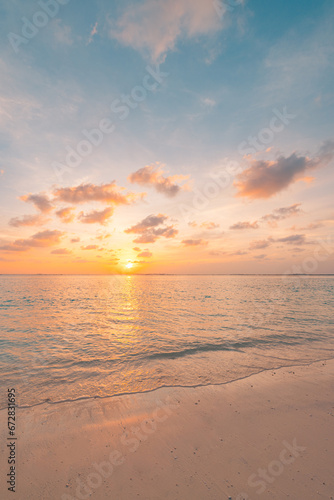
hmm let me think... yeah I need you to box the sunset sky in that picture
[0,0,333,274]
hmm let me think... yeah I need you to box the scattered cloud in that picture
[249,239,272,250]
[71,237,80,243]
[96,233,111,240]
[51,19,73,45]
[51,248,72,255]
[20,193,54,213]
[235,141,334,199]
[56,207,76,223]
[137,250,153,258]
[200,221,220,230]
[128,164,189,198]
[125,213,178,243]
[0,230,63,252]
[182,239,208,246]
[9,214,49,227]
[209,250,226,256]
[108,0,222,62]
[81,245,98,250]
[0,244,27,252]
[202,97,216,107]
[53,182,142,205]
[276,234,308,245]
[87,22,98,44]
[78,207,114,225]
[261,204,302,226]
[302,222,323,230]
[230,221,259,230]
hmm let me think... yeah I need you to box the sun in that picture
[125,262,133,269]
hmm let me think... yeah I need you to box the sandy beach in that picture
[0,358,333,499]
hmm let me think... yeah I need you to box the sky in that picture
[0,0,333,274]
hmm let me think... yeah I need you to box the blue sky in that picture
[0,0,333,273]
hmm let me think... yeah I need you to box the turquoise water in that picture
[0,275,333,407]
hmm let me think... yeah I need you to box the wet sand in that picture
[1,359,334,499]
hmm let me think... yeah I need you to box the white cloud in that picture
[51,19,73,46]
[87,22,98,45]
[109,0,222,62]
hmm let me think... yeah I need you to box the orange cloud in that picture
[182,239,208,246]
[0,230,64,252]
[125,214,178,243]
[200,222,220,230]
[96,233,111,240]
[261,204,302,226]
[9,214,49,227]
[276,234,308,245]
[0,244,27,252]
[128,164,189,197]
[230,221,259,230]
[78,207,114,225]
[20,193,54,213]
[249,239,272,250]
[137,250,152,258]
[235,141,334,199]
[81,245,98,250]
[53,181,142,205]
[51,248,72,255]
[56,207,76,223]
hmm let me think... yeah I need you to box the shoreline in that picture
[1,355,333,412]
[1,359,334,499]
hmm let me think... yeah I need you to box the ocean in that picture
[0,275,333,408]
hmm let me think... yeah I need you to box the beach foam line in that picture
[1,355,333,412]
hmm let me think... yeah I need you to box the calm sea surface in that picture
[0,275,333,407]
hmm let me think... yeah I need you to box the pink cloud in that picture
[125,214,178,243]
[182,239,208,246]
[20,193,54,213]
[109,0,222,62]
[51,248,72,255]
[230,221,259,230]
[128,164,189,197]
[9,214,49,227]
[235,141,334,199]
[53,181,142,206]
[0,230,64,252]
[261,204,302,226]
[78,207,114,225]
[81,245,98,250]
[235,156,311,199]
[137,250,152,258]
[56,207,76,223]
[200,222,220,230]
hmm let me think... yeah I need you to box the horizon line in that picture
[1,273,334,277]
